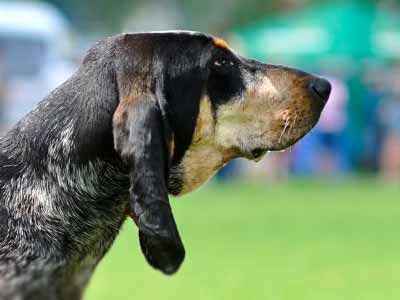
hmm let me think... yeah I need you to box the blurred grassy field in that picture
[85,178,400,300]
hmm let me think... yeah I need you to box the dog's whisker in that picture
[279,117,291,144]
[288,113,298,137]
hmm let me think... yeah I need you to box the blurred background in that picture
[1,0,400,299]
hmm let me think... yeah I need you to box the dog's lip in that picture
[248,148,269,161]
[248,145,288,161]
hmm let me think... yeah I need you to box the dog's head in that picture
[110,31,330,274]
[113,31,330,195]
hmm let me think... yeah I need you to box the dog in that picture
[0,31,330,299]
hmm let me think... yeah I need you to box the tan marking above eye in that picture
[212,37,229,49]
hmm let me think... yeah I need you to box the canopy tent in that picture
[232,1,400,168]
[231,2,400,69]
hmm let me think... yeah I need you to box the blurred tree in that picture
[42,0,136,33]
[41,0,298,34]
[40,0,400,35]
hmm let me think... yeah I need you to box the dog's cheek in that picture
[168,97,235,195]
[170,147,231,195]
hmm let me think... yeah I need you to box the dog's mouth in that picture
[247,145,291,161]
[246,128,309,162]
[249,148,269,161]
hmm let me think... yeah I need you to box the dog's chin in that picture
[245,130,312,162]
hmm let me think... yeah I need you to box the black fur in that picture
[207,47,245,106]
[0,31,327,300]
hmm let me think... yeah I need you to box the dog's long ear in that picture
[113,93,185,275]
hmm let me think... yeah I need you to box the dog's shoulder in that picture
[0,140,23,180]
[0,135,24,244]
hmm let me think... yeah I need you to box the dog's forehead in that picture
[144,30,206,36]
[134,31,230,49]
[133,30,211,41]
[147,31,229,45]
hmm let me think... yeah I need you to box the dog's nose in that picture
[309,78,331,104]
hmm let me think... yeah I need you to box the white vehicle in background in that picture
[0,2,76,130]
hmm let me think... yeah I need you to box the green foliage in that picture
[86,179,400,300]
[42,0,136,33]
[40,0,400,34]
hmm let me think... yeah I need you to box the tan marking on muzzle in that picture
[274,109,291,120]
[246,75,279,105]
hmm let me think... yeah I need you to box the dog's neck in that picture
[0,110,130,300]
[0,43,129,298]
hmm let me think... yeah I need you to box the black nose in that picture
[309,78,331,104]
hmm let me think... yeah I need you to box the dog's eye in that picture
[213,59,234,67]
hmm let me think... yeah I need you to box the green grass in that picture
[85,179,400,300]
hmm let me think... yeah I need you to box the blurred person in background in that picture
[0,2,76,130]
[378,63,400,180]
[361,66,386,172]
[238,151,291,181]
